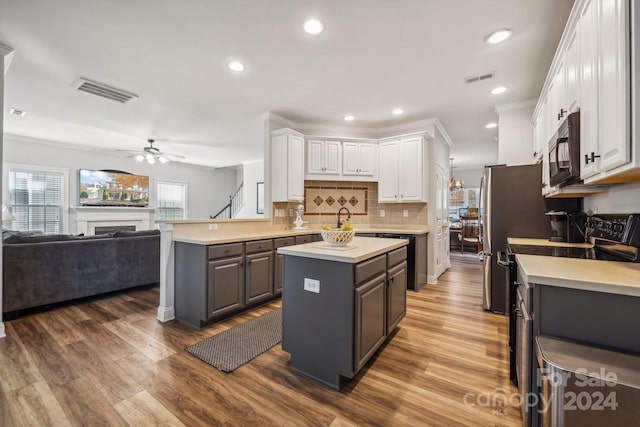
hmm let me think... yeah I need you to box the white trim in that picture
[157,222,175,322]
[494,99,538,114]
[0,43,14,76]
[4,162,71,234]
[0,322,4,338]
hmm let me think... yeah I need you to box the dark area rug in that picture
[185,309,282,372]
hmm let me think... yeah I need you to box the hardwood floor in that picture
[0,256,521,426]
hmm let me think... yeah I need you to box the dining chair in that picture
[459,215,482,254]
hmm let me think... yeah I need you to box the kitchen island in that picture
[156,219,427,324]
[278,236,408,390]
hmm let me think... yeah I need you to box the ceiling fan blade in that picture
[158,152,186,160]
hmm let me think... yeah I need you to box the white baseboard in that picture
[427,274,438,284]
[156,306,175,322]
[0,322,5,338]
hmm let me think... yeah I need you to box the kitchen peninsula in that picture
[279,236,408,390]
[156,220,427,327]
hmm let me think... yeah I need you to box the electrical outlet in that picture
[403,210,409,217]
[380,209,385,217]
[304,278,320,293]
[208,224,218,230]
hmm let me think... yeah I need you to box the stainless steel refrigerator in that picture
[480,164,580,314]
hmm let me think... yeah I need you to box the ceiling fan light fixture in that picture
[486,29,512,44]
[227,61,246,72]
[158,156,169,164]
[134,154,144,162]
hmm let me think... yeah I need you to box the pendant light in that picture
[449,158,464,191]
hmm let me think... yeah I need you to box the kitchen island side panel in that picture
[174,242,208,328]
[281,255,355,389]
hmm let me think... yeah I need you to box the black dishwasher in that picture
[378,233,427,291]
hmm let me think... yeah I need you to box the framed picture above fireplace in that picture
[79,169,149,207]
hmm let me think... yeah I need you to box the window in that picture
[8,166,68,234]
[449,188,480,223]
[156,181,187,220]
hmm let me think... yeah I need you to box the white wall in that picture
[3,135,238,226]
[497,102,536,166]
[235,159,265,219]
[583,182,640,214]
[453,168,483,189]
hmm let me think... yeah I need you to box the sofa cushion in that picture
[70,233,115,240]
[2,230,43,242]
[4,233,71,244]
[113,229,160,237]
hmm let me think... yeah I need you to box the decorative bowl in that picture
[320,229,355,247]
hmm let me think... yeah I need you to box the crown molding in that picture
[0,43,15,75]
[433,118,454,147]
[263,112,297,128]
[494,99,537,114]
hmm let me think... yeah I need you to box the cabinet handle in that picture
[585,152,601,164]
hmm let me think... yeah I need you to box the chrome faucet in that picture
[336,207,351,228]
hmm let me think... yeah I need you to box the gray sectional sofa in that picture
[2,229,160,315]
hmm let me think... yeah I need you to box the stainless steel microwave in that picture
[549,111,580,187]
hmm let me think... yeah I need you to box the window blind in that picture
[9,170,64,234]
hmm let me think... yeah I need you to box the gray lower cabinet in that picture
[294,234,313,244]
[175,239,279,328]
[387,260,407,332]
[208,255,244,318]
[245,250,273,304]
[355,272,387,371]
[274,237,295,294]
[282,246,407,389]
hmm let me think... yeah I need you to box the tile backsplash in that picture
[272,180,427,227]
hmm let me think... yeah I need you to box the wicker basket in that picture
[320,229,355,247]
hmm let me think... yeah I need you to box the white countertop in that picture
[515,254,640,297]
[277,236,408,264]
[507,237,593,248]
[172,226,428,245]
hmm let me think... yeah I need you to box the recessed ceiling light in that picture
[491,86,507,95]
[9,108,26,117]
[303,19,324,35]
[392,108,404,115]
[227,61,246,72]
[486,29,512,44]
[344,115,354,121]
[485,122,498,129]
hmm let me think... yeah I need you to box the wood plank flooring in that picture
[0,255,522,426]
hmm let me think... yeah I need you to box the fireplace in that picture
[71,206,155,235]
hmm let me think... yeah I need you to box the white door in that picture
[580,0,599,179]
[597,0,630,172]
[399,137,423,201]
[434,164,443,274]
[324,141,341,175]
[359,143,376,176]
[288,135,305,201]
[342,142,359,175]
[378,141,399,202]
[307,139,325,174]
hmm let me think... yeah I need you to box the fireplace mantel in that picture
[70,206,156,235]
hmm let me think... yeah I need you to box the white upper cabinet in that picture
[580,0,631,181]
[272,128,305,202]
[306,140,340,176]
[378,137,427,203]
[342,142,377,177]
[535,0,639,185]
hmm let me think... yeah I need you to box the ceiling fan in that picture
[119,139,186,164]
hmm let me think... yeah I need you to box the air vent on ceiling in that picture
[73,78,139,104]
[464,72,494,84]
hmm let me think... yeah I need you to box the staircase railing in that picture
[211,182,244,219]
